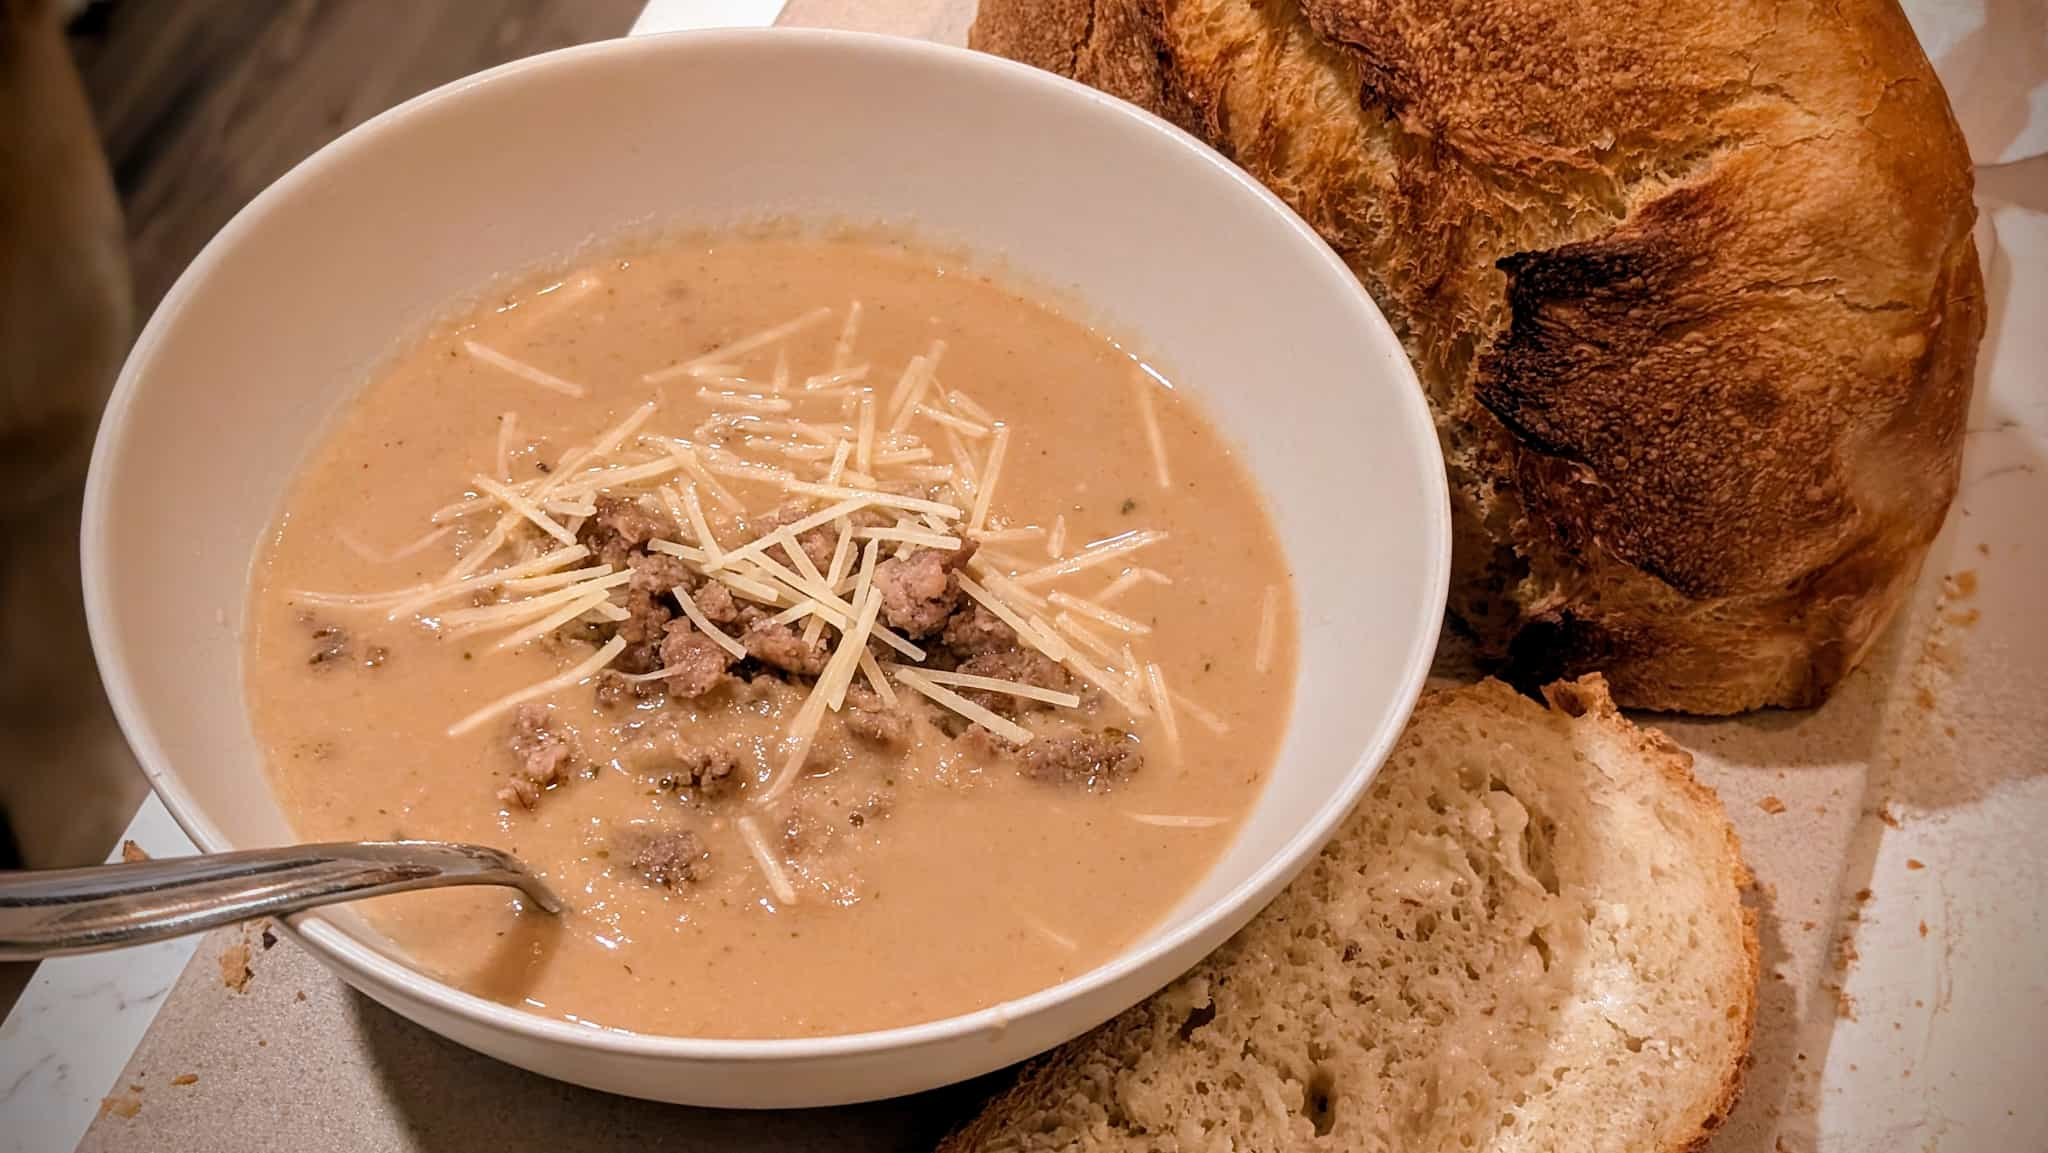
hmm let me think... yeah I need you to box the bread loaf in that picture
[937,677,1757,1152]
[972,0,1984,713]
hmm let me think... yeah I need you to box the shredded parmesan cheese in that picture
[1098,568,1143,602]
[495,412,518,479]
[463,340,586,397]
[1047,589,1152,635]
[666,446,743,514]
[894,667,1033,744]
[778,479,961,518]
[440,570,633,631]
[1046,515,1068,559]
[853,526,962,549]
[696,389,793,414]
[945,388,994,425]
[470,474,577,545]
[1255,584,1280,674]
[503,564,613,593]
[1143,662,1182,762]
[824,439,852,486]
[855,391,875,475]
[956,574,1064,662]
[445,636,624,737]
[910,668,1081,708]
[969,425,1010,534]
[645,306,833,383]
[491,591,612,651]
[672,586,748,661]
[805,365,869,391]
[736,814,799,906]
[1123,812,1229,829]
[914,404,989,438]
[1169,687,1230,736]
[682,483,720,562]
[1134,371,1171,489]
[830,301,861,373]
[1016,529,1167,586]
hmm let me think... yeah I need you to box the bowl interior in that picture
[86,31,1446,1048]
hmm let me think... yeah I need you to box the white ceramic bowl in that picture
[83,30,1447,1107]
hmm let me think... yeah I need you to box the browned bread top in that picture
[973,0,1983,713]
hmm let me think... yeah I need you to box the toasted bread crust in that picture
[972,0,1983,713]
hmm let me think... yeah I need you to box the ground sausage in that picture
[873,543,977,638]
[594,669,665,710]
[581,494,674,568]
[663,741,739,796]
[613,585,672,674]
[842,684,909,745]
[628,550,693,598]
[658,620,733,698]
[623,827,707,888]
[741,621,828,677]
[966,724,1141,790]
[692,581,739,625]
[940,601,1015,656]
[500,704,575,809]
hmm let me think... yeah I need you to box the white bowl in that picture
[83,30,1447,1107]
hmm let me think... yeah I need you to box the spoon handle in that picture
[0,841,562,960]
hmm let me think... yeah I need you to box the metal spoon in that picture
[0,841,563,960]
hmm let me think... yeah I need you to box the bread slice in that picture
[939,676,1756,1152]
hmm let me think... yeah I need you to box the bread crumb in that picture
[1945,570,1977,598]
[99,1093,141,1119]
[1800,920,1817,931]
[1877,804,1902,828]
[295,990,307,1002]
[1919,920,1929,938]
[1854,888,1872,903]
[170,1073,198,1086]
[219,942,252,992]
[1906,858,1925,870]
[120,840,149,863]
[1758,794,1787,814]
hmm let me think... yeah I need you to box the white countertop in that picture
[3,2,2041,1151]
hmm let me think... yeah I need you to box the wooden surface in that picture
[68,0,643,316]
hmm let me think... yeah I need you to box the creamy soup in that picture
[246,234,1296,1038]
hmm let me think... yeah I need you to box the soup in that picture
[246,234,1297,1038]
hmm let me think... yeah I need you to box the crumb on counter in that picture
[1758,794,1786,814]
[120,840,149,862]
[219,942,252,992]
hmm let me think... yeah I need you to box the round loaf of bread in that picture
[972,0,1984,713]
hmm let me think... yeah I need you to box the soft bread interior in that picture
[941,677,1756,1152]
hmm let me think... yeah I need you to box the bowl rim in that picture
[81,27,1450,1063]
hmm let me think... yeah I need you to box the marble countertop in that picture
[4,1,2043,1151]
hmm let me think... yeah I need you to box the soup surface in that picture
[247,234,1296,1038]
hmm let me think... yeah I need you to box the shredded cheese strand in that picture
[894,667,1034,744]
[463,340,586,397]
[909,668,1081,708]
[672,586,748,661]
[1016,529,1168,586]
[470,474,576,545]
[1255,584,1280,674]
[446,637,624,737]
[1134,371,1171,488]
[969,425,1010,534]
[644,306,833,383]
[735,814,799,906]
[1048,589,1152,635]
[491,591,612,651]
[1143,662,1182,762]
